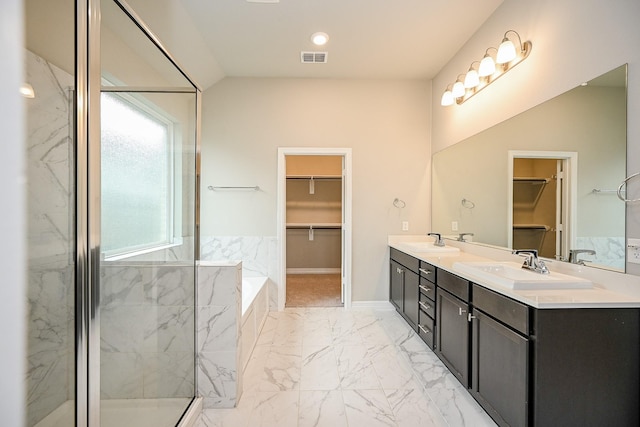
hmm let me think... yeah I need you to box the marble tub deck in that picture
[195,307,497,427]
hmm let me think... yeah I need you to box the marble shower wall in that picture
[100,261,195,400]
[200,236,278,309]
[196,261,242,408]
[25,50,75,427]
[576,236,625,270]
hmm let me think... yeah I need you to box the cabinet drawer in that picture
[437,269,469,302]
[390,247,419,273]
[418,280,435,302]
[472,284,529,336]
[419,261,436,283]
[418,311,435,349]
[419,292,435,318]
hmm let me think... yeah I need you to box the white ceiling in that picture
[179,0,504,81]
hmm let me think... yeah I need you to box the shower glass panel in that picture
[24,0,76,425]
[99,1,198,426]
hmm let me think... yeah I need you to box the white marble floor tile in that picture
[371,345,421,390]
[334,345,382,390]
[256,346,301,392]
[196,394,255,427]
[342,389,396,427]
[298,390,347,427]
[300,345,340,391]
[386,388,448,427]
[246,391,299,427]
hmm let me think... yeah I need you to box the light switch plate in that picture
[451,221,459,231]
[628,238,640,264]
[402,221,409,231]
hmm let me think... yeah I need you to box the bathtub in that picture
[240,276,269,371]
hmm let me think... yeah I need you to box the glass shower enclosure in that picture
[24,1,200,426]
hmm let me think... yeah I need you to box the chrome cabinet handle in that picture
[468,313,476,322]
[459,307,467,316]
[419,302,432,312]
[419,285,432,293]
[419,268,432,275]
[418,324,431,334]
[396,267,404,274]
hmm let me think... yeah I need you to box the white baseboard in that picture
[350,301,395,310]
[286,268,341,275]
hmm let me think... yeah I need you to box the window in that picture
[100,92,176,256]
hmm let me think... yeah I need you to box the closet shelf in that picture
[513,177,550,184]
[513,224,551,231]
[286,222,342,229]
[286,174,342,180]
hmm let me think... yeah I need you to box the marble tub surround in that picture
[240,277,269,372]
[100,261,196,400]
[200,236,279,310]
[195,307,496,427]
[196,261,243,408]
[388,235,640,308]
[25,48,75,427]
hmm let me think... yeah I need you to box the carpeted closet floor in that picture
[285,274,343,307]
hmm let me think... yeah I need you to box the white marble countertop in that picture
[389,235,640,309]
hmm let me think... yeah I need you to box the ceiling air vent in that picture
[301,51,328,64]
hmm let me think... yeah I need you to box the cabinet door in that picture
[390,260,403,311]
[436,288,469,387]
[403,269,419,327]
[471,309,528,427]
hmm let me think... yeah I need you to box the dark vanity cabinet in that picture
[435,269,471,387]
[471,285,529,427]
[389,248,419,329]
[390,247,640,427]
[417,262,436,349]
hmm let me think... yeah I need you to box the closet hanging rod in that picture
[208,185,260,191]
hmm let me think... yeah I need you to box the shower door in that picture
[97,1,200,426]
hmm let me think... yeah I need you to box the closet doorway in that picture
[277,148,352,310]
[508,151,577,261]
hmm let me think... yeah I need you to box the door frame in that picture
[277,147,353,310]
[507,150,578,260]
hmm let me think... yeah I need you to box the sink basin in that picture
[452,261,592,290]
[400,242,460,254]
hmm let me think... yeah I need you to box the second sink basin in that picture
[400,242,460,254]
[452,261,593,290]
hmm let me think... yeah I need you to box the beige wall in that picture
[431,0,640,274]
[200,78,431,302]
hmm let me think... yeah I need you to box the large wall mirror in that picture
[432,64,627,273]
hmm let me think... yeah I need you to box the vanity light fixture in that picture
[20,83,35,99]
[441,84,454,106]
[311,32,329,46]
[464,62,481,89]
[451,75,466,98]
[441,30,532,106]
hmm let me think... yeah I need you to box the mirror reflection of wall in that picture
[432,64,626,272]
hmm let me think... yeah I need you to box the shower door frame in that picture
[75,0,202,426]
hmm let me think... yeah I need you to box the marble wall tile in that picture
[198,351,239,408]
[576,236,625,270]
[100,352,144,399]
[143,305,195,353]
[197,263,242,408]
[145,266,195,306]
[143,351,194,399]
[26,49,75,427]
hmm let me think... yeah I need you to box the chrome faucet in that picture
[427,232,445,247]
[568,249,596,265]
[457,233,474,242]
[513,249,550,274]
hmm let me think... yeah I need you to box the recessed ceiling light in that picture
[311,32,329,46]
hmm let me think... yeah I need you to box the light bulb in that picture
[441,90,454,106]
[311,32,329,46]
[496,38,517,64]
[464,69,480,88]
[20,83,35,99]
[478,55,496,77]
[452,81,465,98]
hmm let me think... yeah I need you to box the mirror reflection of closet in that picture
[285,155,343,307]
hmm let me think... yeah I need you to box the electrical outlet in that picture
[628,238,640,264]
[451,221,459,231]
[402,221,409,231]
